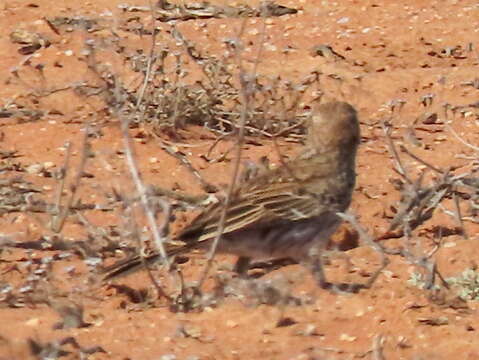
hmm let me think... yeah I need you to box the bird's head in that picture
[308,101,360,154]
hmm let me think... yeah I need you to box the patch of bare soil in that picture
[1,0,479,359]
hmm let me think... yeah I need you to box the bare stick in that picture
[399,144,444,174]
[371,334,386,360]
[398,145,469,239]
[198,19,259,287]
[136,0,159,114]
[53,141,72,219]
[157,137,217,193]
[383,122,412,184]
[51,126,90,233]
[119,113,170,268]
[125,197,171,300]
[453,189,468,239]
[150,185,210,206]
[445,122,479,152]
[336,212,389,289]
[119,2,172,278]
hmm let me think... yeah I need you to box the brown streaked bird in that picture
[102,101,361,291]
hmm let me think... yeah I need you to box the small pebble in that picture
[160,355,176,360]
[26,163,44,174]
[340,333,357,342]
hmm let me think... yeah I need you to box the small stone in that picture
[443,241,456,248]
[340,333,357,342]
[418,112,438,124]
[160,355,176,360]
[226,320,238,328]
[299,324,318,336]
[26,318,40,326]
[179,324,202,339]
[43,161,55,170]
[355,309,365,317]
[26,164,44,174]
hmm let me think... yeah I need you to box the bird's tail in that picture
[101,243,189,281]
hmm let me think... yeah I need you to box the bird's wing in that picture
[179,164,331,244]
[100,180,320,281]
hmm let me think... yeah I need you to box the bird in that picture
[102,101,362,291]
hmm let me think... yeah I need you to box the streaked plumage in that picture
[102,101,360,290]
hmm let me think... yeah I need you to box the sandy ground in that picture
[1,0,479,359]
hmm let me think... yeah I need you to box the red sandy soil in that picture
[1,0,479,359]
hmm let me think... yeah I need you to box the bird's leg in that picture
[233,256,252,277]
[307,254,332,290]
[305,244,365,293]
[308,252,367,294]
[303,244,332,289]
